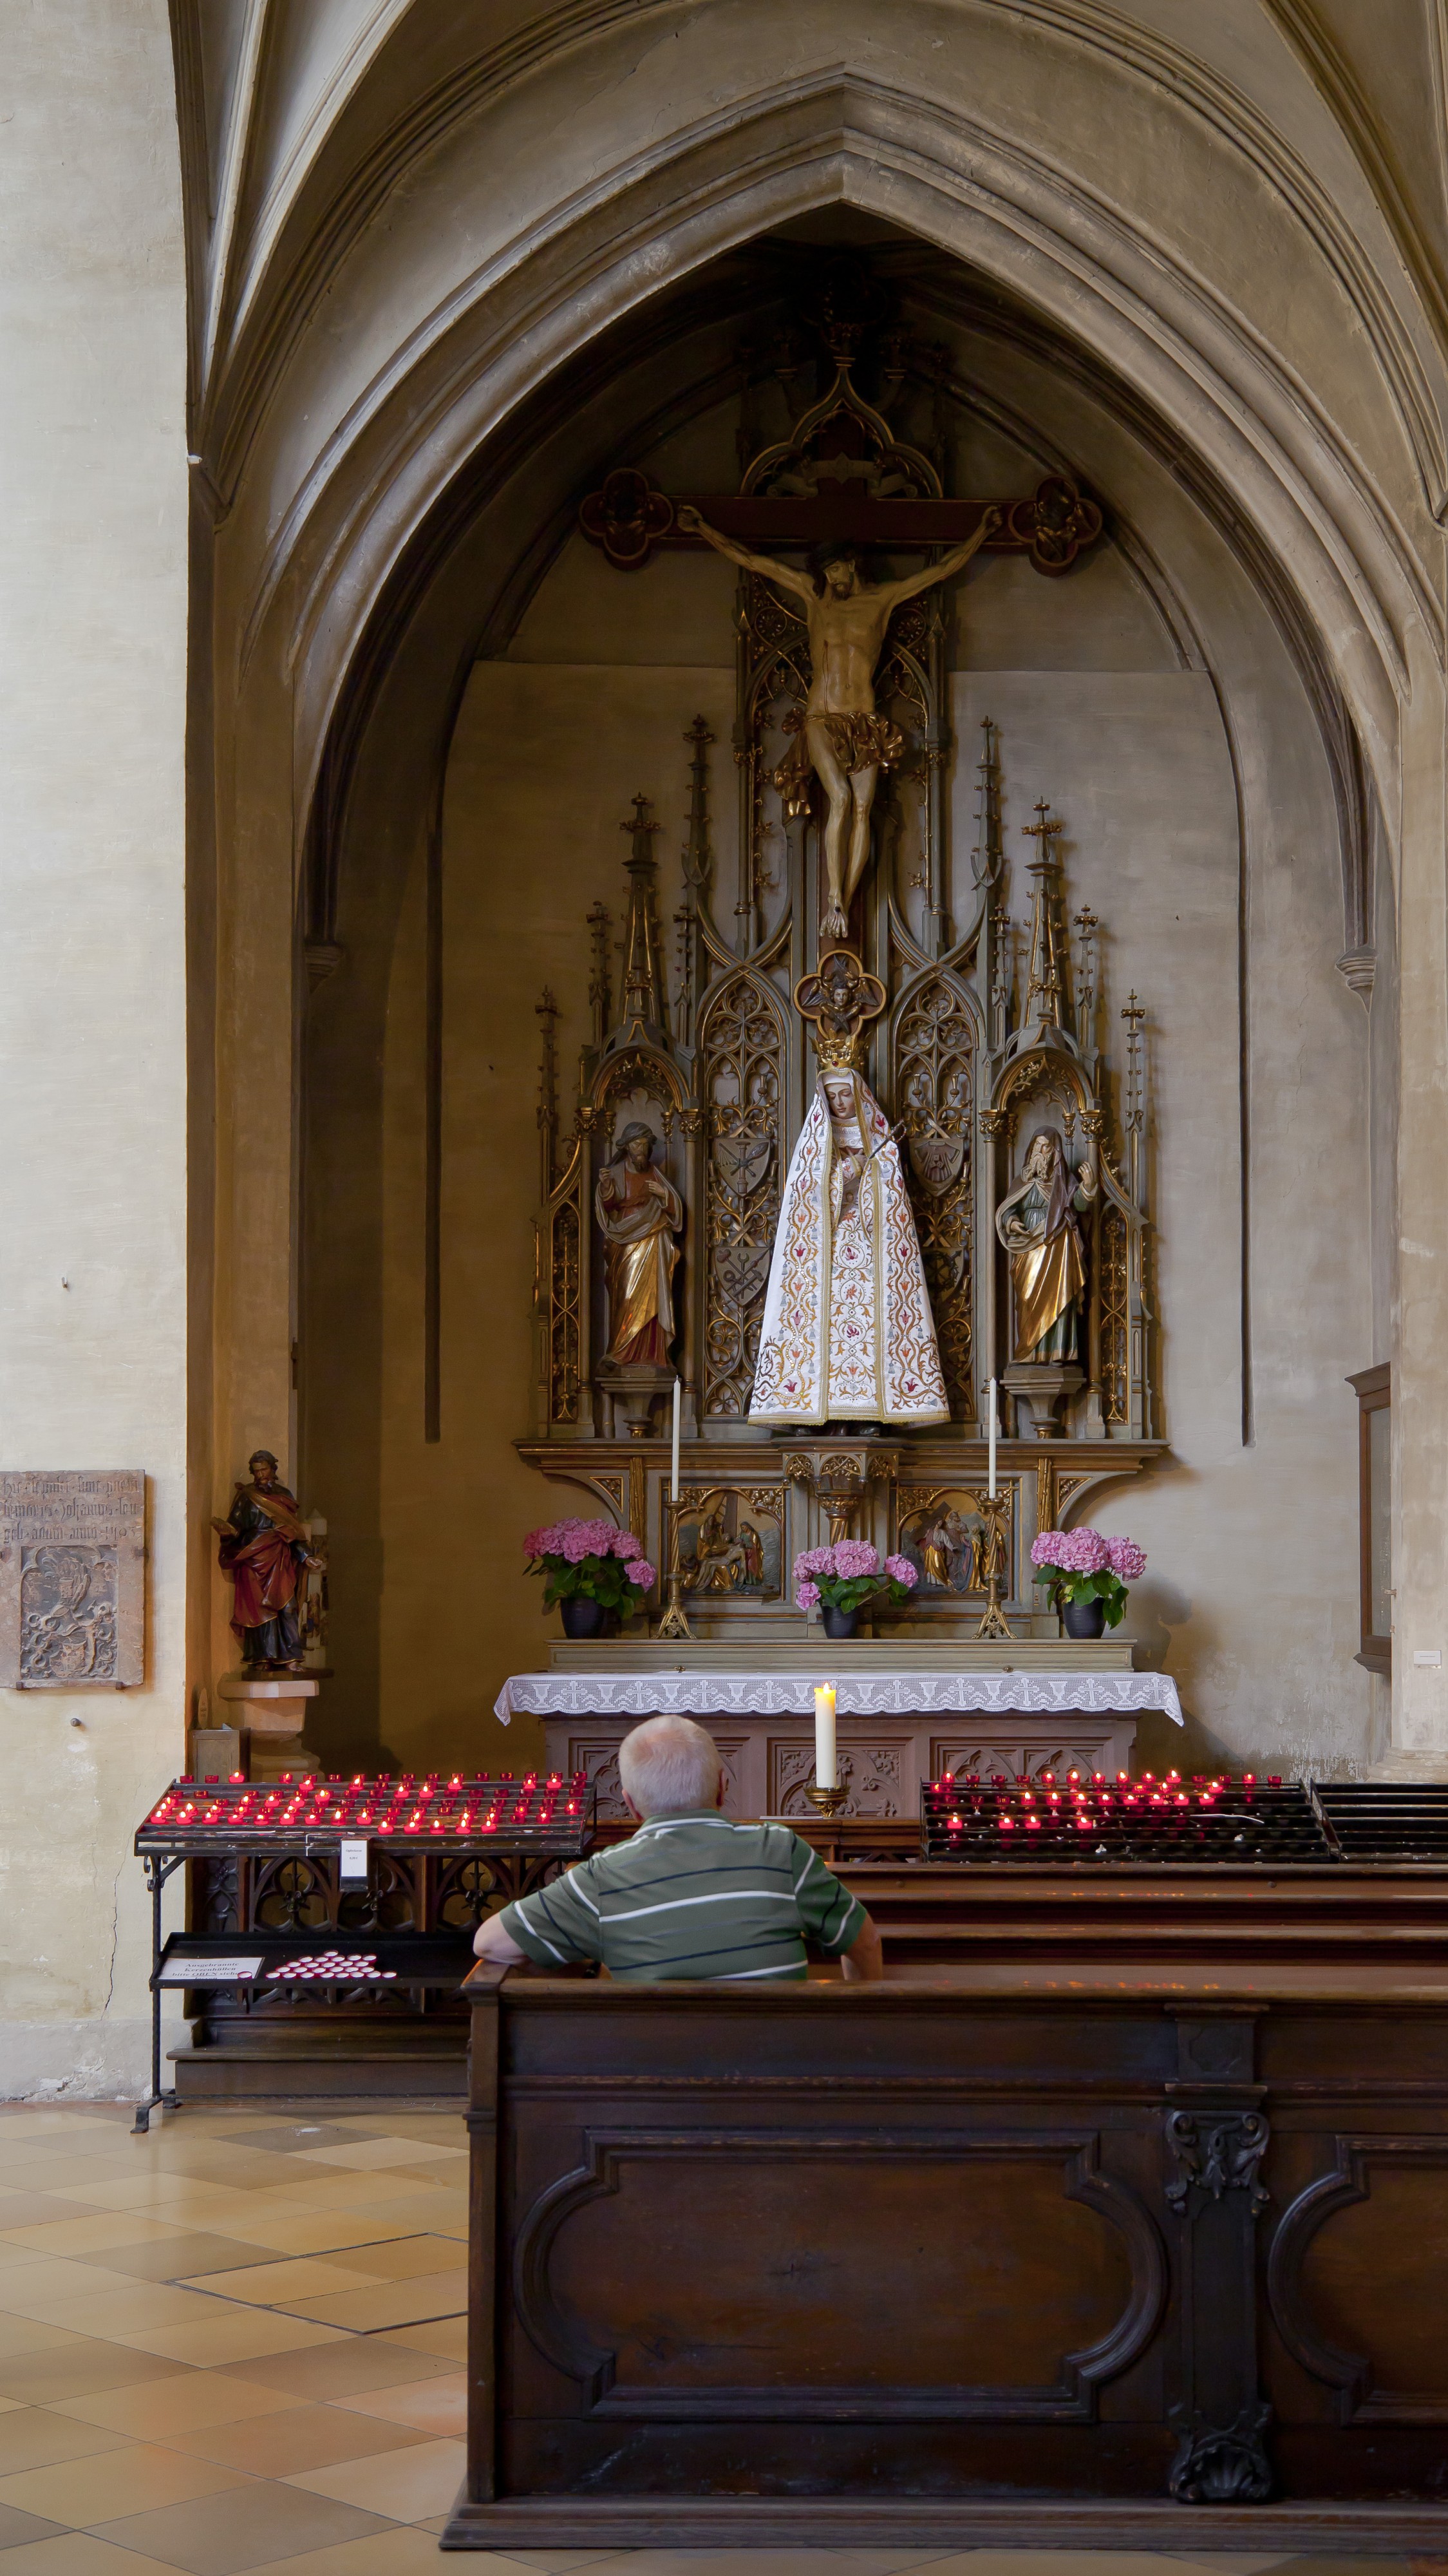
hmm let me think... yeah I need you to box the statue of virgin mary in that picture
[750,1066,948,1426]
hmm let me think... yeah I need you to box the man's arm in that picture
[473,1910,527,1964]
[676,504,816,601]
[879,507,1002,607]
[839,1908,884,1982]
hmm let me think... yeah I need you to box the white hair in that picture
[618,1715,723,1817]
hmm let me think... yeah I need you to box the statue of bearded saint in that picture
[751,1066,948,1428]
[678,504,1000,939]
[995,1128,1098,1362]
[595,1122,683,1367]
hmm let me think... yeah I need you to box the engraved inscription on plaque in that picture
[0,1472,145,1688]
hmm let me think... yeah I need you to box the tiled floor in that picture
[0,2107,1416,2576]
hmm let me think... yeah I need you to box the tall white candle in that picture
[814,1683,837,1790]
[988,1377,998,1499]
[670,1376,681,1504]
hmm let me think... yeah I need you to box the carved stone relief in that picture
[0,1470,144,1687]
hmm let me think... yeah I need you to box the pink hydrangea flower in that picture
[796,1580,821,1609]
[624,1559,655,1590]
[792,1546,834,1582]
[831,1539,879,1580]
[1031,1530,1069,1570]
[883,1553,918,1588]
[1105,1536,1147,1582]
[1056,1527,1110,1574]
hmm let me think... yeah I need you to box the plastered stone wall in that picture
[0,0,189,2093]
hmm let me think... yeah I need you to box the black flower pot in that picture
[561,1596,608,1640]
[1062,1595,1107,1641]
[820,1604,860,1642]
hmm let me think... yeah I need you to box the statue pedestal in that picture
[1002,1361,1084,1439]
[216,1672,323,1779]
[597,1363,673,1441]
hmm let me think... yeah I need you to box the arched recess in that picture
[202,53,1447,1763]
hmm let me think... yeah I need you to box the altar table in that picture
[494,1652,1182,1821]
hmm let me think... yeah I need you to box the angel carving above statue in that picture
[678,504,1001,938]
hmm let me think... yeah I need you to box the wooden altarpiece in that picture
[520,266,1164,1634]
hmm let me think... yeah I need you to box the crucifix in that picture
[679,504,998,939]
[578,271,1102,947]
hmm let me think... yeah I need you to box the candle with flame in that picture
[814,1683,837,1792]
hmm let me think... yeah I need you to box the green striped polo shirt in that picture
[499,1812,866,1982]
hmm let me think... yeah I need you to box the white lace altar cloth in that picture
[494,1671,1183,1726]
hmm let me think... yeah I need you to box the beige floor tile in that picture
[0,2313,88,2362]
[0,2342,194,2406]
[182,2257,386,2306]
[248,2172,449,2213]
[0,2539,193,2574]
[19,2282,224,2339]
[117,2311,347,2367]
[373,2313,467,2360]
[343,2233,467,2281]
[0,2158,158,2197]
[211,2339,455,2402]
[60,2177,285,2217]
[0,2409,135,2474]
[160,2401,430,2476]
[276,2269,465,2331]
[0,2505,71,2553]
[0,2211,204,2257]
[284,2431,466,2519]
[0,2193,106,2229]
[0,2112,126,2142]
[52,2371,297,2438]
[331,2368,465,2437]
[0,2259,188,2320]
[191,2208,447,2257]
[0,2438,253,2525]
[0,2237,53,2271]
[90,2481,393,2573]
[93,2231,274,2284]
[287,2137,464,2172]
[357,2116,466,2146]
[238,2529,453,2576]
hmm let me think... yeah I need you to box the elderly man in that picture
[473,1714,883,1982]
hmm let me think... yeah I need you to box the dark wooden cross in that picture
[579,462,1102,576]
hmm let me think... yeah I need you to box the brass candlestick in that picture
[804,1778,849,1817]
[970,1489,1014,1641]
[655,1495,695,1641]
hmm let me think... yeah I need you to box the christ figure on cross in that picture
[678,503,1001,938]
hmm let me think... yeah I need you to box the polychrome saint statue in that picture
[595,1122,683,1368]
[995,1128,1098,1363]
[749,926,950,1439]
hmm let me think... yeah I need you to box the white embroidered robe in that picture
[749,1072,949,1426]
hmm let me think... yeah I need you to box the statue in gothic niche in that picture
[595,1122,683,1367]
[751,1065,948,1428]
[678,505,1001,938]
[996,1129,1098,1363]
[212,1451,324,1672]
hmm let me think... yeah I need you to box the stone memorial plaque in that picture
[0,1471,144,1688]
